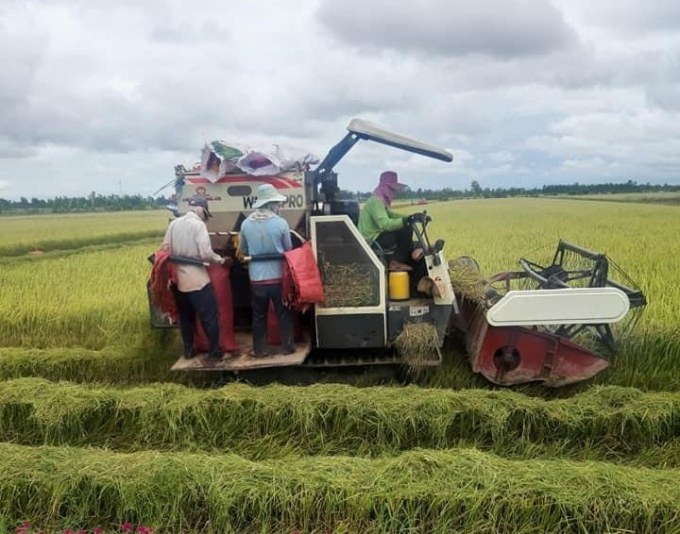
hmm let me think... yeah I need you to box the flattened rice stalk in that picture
[4,442,680,534]
[320,261,376,307]
[395,322,440,368]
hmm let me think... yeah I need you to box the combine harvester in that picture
[148,119,646,387]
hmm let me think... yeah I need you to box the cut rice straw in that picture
[394,322,440,368]
[2,442,680,534]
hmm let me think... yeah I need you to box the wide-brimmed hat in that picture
[253,183,288,209]
[379,171,407,190]
[188,195,212,218]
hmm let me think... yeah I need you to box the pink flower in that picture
[136,528,149,534]
[21,523,32,529]
[121,524,133,533]
[64,530,74,534]
[77,530,87,534]
[94,528,104,534]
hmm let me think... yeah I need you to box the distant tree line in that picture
[1,180,679,214]
[0,192,172,215]
[338,179,680,202]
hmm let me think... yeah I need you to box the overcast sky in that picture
[1,0,680,199]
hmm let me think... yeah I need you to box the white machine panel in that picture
[487,287,630,327]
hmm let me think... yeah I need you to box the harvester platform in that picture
[171,331,312,372]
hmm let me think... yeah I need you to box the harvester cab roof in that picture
[312,118,453,202]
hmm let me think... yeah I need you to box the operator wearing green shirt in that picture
[358,171,424,271]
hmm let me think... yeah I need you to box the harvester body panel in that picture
[310,215,387,349]
[177,170,311,250]
[487,287,630,327]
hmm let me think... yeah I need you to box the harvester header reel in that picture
[454,241,647,387]
[490,240,646,352]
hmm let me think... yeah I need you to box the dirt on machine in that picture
[148,118,647,387]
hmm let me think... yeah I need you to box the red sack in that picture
[267,302,303,344]
[150,250,178,322]
[282,241,324,311]
[193,264,238,352]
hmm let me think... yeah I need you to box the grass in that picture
[2,443,680,533]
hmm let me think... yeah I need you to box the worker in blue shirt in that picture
[240,183,295,357]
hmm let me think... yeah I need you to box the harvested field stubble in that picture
[1,442,680,534]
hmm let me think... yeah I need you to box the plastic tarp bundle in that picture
[201,140,319,181]
[237,144,319,176]
[200,142,245,181]
[282,242,324,312]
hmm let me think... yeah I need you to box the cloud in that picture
[1,0,680,199]
[317,0,576,58]
[0,180,9,191]
[557,0,680,35]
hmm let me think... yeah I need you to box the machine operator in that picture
[357,171,424,271]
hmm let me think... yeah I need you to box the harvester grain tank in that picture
[148,119,646,386]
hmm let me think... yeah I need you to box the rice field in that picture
[0,210,168,256]
[1,197,679,532]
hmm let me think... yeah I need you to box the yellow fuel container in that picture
[388,271,410,301]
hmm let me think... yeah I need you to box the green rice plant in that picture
[1,378,680,466]
[0,210,168,256]
[554,191,680,205]
[0,243,160,349]
[2,442,680,533]
[0,239,161,267]
[1,198,678,390]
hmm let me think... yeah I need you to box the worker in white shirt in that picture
[161,196,229,360]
